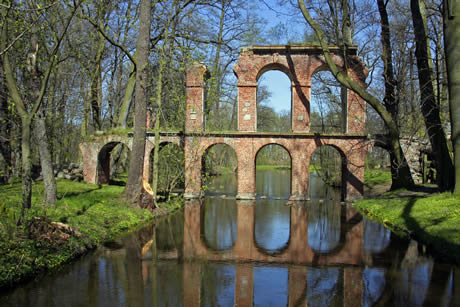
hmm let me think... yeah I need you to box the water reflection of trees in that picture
[202,198,237,250]
[254,199,291,253]
[308,200,341,253]
[307,267,342,306]
[253,266,289,306]
[201,263,235,306]
[363,219,391,254]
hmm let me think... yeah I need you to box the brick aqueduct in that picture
[80,45,369,201]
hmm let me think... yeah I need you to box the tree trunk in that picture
[0,59,12,183]
[298,0,414,189]
[411,0,454,191]
[443,0,460,195]
[20,117,33,222]
[123,0,151,207]
[33,109,57,204]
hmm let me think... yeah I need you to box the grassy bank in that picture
[354,191,460,264]
[0,180,182,289]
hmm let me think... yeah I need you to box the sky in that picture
[253,2,306,114]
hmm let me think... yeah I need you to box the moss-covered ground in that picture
[355,169,460,264]
[0,180,182,289]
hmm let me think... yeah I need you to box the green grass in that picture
[354,192,460,264]
[0,180,181,288]
[364,168,392,185]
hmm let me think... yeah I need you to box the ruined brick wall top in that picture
[233,45,368,85]
[186,63,208,87]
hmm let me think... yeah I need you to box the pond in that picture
[1,170,459,306]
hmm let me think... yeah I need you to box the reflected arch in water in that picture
[255,143,292,198]
[201,198,237,251]
[148,141,185,197]
[254,199,291,255]
[201,143,238,196]
[97,141,131,185]
[309,144,345,201]
[307,200,342,253]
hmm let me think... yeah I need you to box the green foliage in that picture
[364,168,392,186]
[354,192,460,264]
[0,180,180,288]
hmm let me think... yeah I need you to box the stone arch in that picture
[255,142,292,198]
[255,62,294,82]
[97,140,131,184]
[309,143,347,201]
[147,141,185,197]
[201,142,238,196]
[256,66,293,133]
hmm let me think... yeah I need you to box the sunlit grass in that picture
[0,180,181,288]
[355,192,460,264]
[364,168,391,186]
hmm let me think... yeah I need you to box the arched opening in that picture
[255,144,291,198]
[97,142,130,185]
[365,147,391,195]
[254,144,291,254]
[310,70,347,133]
[201,143,238,196]
[149,142,185,200]
[309,145,344,200]
[256,70,292,132]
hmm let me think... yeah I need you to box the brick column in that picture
[185,63,207,132]
[235,264,254,307]
[236,143,256,199]
[344,145,366,200]
[183,200,202,259]
[183,262,201,307]
[184,139,202,198]
[346,90,366,134]
[292,82,310,132]
[288,266,307,307]
[234,201,255,260]
[290,147,309,200]
[344,267,362,307]
[79,143,100,184]
[237,84,257,132]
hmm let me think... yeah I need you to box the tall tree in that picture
[1,2,78,219]
[411,0,454,191]
[443,0,460,194]
[298,0,414,189]
[123,0,152,207]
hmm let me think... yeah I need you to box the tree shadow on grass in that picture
[57,185,103,200]
[402,197,460,264]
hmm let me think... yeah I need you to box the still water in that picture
[1,170,459,306]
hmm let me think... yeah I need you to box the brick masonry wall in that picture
[80,46,369,201]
